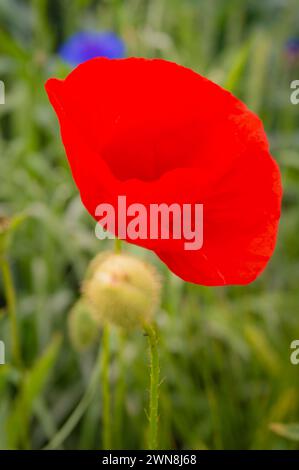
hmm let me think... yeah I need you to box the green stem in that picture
[111,237,123,448]
[114,330,126,448]
[44,343,103,449]
[0,256,21,366]
[102,324,111,449]
[114,237,122,254]
[144,323,160,450]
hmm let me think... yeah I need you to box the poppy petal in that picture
[45,57,282,286]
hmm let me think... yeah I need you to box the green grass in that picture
[1,0,299,450]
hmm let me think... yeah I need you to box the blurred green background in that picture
[1,0,299,450]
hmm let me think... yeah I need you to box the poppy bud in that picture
[83,252,161,329]
[68,298,99,351]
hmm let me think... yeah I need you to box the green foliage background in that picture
[1,0,299,450]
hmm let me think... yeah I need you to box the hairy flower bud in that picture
[68,298,99,351]
[83,252,161,329]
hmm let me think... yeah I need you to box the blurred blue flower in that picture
[285,38,299,59]
[59,31,126,66]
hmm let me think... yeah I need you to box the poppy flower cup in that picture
[45,58,282,286]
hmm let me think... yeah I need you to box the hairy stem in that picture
[144,323,160,450]
[114,330,126,448]
[101,324,111,449]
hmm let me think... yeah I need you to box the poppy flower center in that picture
[100,118,201,182]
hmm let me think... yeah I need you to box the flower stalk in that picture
[114,330,126,449]
[101,324,111,449]
[144,322,160,450]
[114,237,122,254]
[83,238,161,449]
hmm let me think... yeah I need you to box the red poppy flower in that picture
[45,58,282,286]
